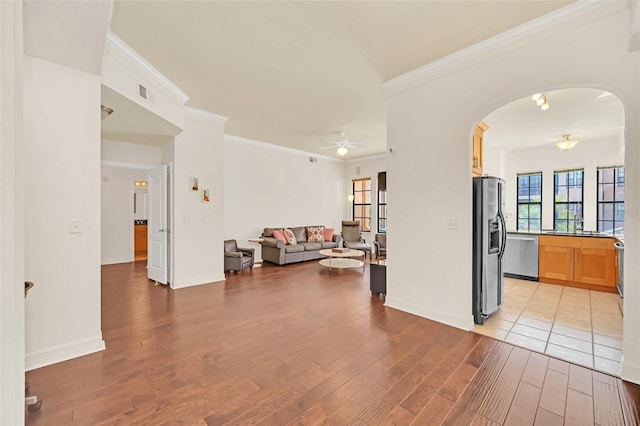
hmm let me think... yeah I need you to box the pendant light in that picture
[555,134,579,151]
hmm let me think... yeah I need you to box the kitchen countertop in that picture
[507,229,623,241]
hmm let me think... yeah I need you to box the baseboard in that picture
[26,335,106,371]
[384,297,474,331]
[101,256,133,265]
[620,356,640,385]
[171,274,226,289]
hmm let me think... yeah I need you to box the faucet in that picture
[573,213,583,232]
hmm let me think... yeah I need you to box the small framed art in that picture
[190,177,199,191]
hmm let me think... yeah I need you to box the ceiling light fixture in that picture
[531,93,549,110]
[555,134,579,151]
[337,146,348,156]
[101,105,114,119]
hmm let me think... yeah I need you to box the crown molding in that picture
[185,106,228,127]
[382,1,626,96]
[105,31,190,104]
[344,152,388,164]
[225,134,342,163]
[101,160,157,170]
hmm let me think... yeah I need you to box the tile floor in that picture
[473,278,624,376]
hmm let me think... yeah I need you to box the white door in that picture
[148,164,169,284]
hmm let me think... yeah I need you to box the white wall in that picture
[171,108,226,288]
[101,165,149,265]
[23,56,105,370]
[344,155,388,242]
[385,6,640,384]
[0,0,25,423]
[500,140,624,232]
[224,135,346,261]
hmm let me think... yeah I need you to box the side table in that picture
[248,238,264,267]
[370,259,387,295]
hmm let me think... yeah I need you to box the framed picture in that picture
[190,177,199,191]
[202,189,210,203]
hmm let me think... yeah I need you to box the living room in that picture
[3,0,640,423]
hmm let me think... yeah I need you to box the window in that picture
[516,172,542,232]
[377,172,387,233]
[554,169,584,232]
[352,178,371,231]
[597,166,624,235]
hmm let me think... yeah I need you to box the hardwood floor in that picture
[26,260,640,425]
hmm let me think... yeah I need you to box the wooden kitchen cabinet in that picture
[134,224,148,253]
[472,121,489,177]
[538,235,617,292]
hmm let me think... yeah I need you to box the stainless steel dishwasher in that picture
[503,233,539,280]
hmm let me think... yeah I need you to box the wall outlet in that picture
[447,219,459,230]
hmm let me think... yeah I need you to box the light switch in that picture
[183,216,191,224]
[70,219,83,234]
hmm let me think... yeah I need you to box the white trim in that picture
[185,106,228,127]
[344,152,388,164]
[225,134,343,163]
[171,275,226,290]
[384,297,474,331]
[101,160,157,170]
[621,356,640,385]
[106,31,189,104]
[101,256,134,265]
[26,336,106,371]
[382,1,626,96]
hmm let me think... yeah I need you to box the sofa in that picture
[260,226,342,265]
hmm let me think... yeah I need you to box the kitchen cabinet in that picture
[538,235,617,292]
[472,121,489,177]
[134,224,148,253]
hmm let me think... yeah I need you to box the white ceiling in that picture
[483,88,625,152]
[109,0,574,158]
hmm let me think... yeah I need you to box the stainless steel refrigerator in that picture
[473,176,507,325]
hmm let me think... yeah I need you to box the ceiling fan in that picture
[318,131,365,156]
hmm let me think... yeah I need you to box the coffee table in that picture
[318,249,365,274]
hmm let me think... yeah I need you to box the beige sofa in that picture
[260,226,342,265]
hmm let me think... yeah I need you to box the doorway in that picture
[134,181,148,261]
[472,88,625,376]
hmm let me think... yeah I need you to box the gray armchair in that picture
[374,233,387,258]
[224,239,255,273]
[341,221,371,260]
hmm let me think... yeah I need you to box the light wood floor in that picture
[25,260,640,425]
[474,278,624,375]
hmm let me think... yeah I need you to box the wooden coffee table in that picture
[319,249,365,274]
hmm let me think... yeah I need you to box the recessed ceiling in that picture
[109,1,573,158]
[482,88,625,151]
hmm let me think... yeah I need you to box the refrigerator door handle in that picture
[498,210,507,259]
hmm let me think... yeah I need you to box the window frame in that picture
[352,178,371,232]
[597,166,625,235]
[516,172,542,232]
[377,172,387,233]
[553,168,584,232]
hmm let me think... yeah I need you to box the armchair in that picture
[224,239,255,273]
[374,233,387,258]
[341,221,371,260]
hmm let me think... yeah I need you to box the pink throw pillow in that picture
[272,229,287,243]
[323,227,334,242]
